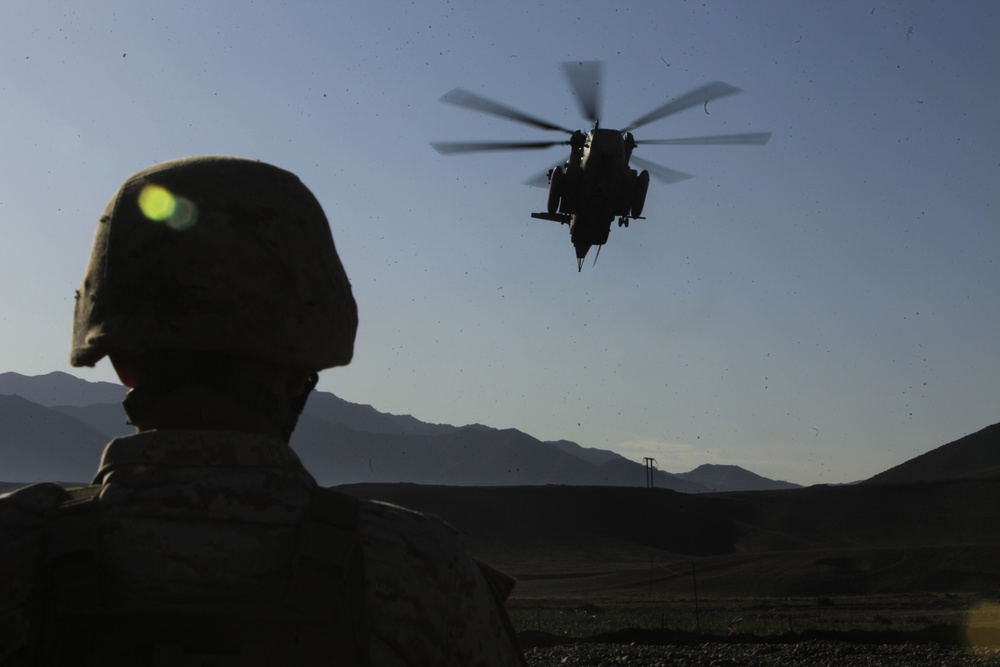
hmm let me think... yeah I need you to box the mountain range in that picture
[0,371,802,491]
[2,371,996,493]
[3,371,999,599]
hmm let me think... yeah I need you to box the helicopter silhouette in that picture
[431,61,771,271]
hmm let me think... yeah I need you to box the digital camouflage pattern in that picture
[71,156,358,370]
[0,431,526,665]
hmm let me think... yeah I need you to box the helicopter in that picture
[431,61,771,271]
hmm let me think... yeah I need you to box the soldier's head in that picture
[70,156,357,440]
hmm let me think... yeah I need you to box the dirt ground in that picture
[507,593,1000,645]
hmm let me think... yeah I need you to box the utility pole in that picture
[643,457,657,488]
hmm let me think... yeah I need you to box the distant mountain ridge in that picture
[0,371,127,406]
[8,372,993,492]
[0,394,108,484]
[675,463,800,492]
[0,372,801,491]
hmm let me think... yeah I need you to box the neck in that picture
[127,388,286,440]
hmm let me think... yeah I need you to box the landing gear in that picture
[617,217,629,228]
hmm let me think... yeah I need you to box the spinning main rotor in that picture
[431,60,771,185]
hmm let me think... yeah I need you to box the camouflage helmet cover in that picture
[71,156,358,370]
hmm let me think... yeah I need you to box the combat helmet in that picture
[71,156,357,371]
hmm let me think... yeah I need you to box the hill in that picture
[342,477,1000,599]
[676,464,799,492]
[337,430,1000,598]
[863,422,1000,485]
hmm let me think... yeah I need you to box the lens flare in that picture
[166,196,197,230]
[138,184,176,221]
[965,600,1000,648]
[138,184,198,230]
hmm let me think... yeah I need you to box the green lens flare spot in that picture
[138,184,176,221]
[138,184,198,230]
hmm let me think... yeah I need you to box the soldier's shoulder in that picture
[0,482,74,514]
[354,495,462,553]
[306,488,467,575]
[340,494,527,664]
[1,483,88,549]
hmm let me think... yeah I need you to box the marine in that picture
[0,156,526,665]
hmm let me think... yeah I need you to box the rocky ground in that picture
[524,641,1000,666]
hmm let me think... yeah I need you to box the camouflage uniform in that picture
[0,156,526,664]
[0,430,526,664]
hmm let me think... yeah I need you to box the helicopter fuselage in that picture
[539,128,649,269]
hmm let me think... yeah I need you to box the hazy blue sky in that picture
[2,1,997,485]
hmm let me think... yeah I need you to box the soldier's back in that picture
[0,430,524,665]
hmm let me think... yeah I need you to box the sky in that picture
[1,1,997,486]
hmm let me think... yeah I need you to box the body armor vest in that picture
[36,486,370,666]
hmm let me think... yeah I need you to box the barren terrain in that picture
[341,477,1000,649]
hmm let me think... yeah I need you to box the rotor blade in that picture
[439,88,574,134]
[561,61,602,125]
[629,155,693,185]
[639,132,772,146]
[624,81,743,132]
[431,140,568,155]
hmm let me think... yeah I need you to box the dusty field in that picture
[508,593,1000,640]
[343,480,1000,661]
[512,594,1000,665]
[523,640,1000,666]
